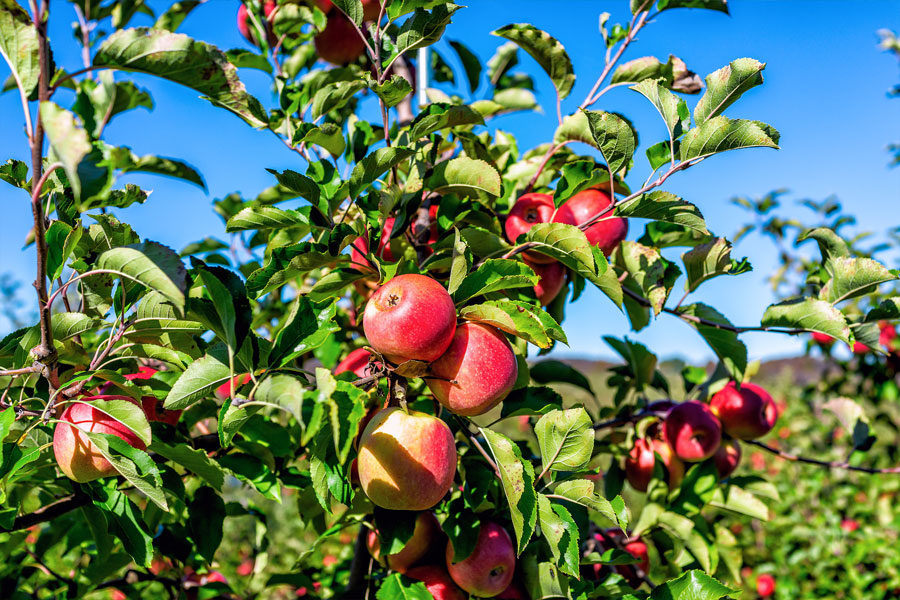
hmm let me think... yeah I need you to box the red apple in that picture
[237,1,277,47]
[215,373,252,400]
[357,407,457,510]
[811,331,833,346]
[367,512,440,573]
[362,274,457,364]
[406,566,467,600]
[524,258,565,306]
[880,322,897,349]
[314,11,367,65]
[623,539,650,573]
[427,323,518,417]
[53,396,147,482]
[496,581,530,599]
[663,401,722,462]
[335,348,377,377]
[446,521,516,597]
[757,573,775,597]
[318,0,381,20]
[709,382,778,440]
[588,530,648,586]
[121,368,182,426]
[505,193,571,264]
[624,436,684,492]
[350,206,440,269]
[852,341,869,354]
[560,188,628,256]
[712,438,741,479]
[840,518,860,532]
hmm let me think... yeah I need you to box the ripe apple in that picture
[53,396,147,482]
[363,274,457,364]
[215,373,252,400]
[757,573,775,597]
[840,518,860,532]
[505,193,572,264]
[588,530,648,586]
[561,188,628,256]
[335,348,376,377]
[314,10,367,65]
[663,401,722,462]
[811,331,834,346]
[709,382,778,440]
[237,1,277,47]
[623,539,650,573]
[446,521,516,597]
[406,566,467,600]
[318,0,381,20]
[712,438,741,479]
[119,367,182,426]
[524,258,565,306]
[624,436,684,492]
[367,512,440,573]
[427,323,518,417]
[350,206,440,269]
[496,581,530,599]
[357,407,457,510]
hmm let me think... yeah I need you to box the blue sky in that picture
[2,0,899,364]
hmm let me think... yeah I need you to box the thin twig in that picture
[454,416,501,478]
[581,10,650,109]
[747,440,900,474]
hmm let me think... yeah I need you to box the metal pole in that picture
[417,47,429,108]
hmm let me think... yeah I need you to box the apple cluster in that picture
[504,188,628,305]
[624,382,779,493]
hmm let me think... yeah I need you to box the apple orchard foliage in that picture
[2,0,900,599]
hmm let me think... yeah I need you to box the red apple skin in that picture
[588,530,648,586]
[712,439,741,479]
[427,323,518,417]
[811,331,834,346]
[561,188,628,256]
[663,401,722,462]
[757,573,776,597]
[350,206,439,270]
[363,274,457,364]
[880,322,897,349]
[357,408,457,510]
[121,367,183,426]
[367,512,440,573]
[852,341,869,354]
[446,521,516,598]
[335,348,376,377]
[496,581,530,599]
[623,540,650,573]
[505,193,573,264]
[624,437,685,492]
[406,566,467,600]
[709,382,778,440]
[525,259,565,306]
[215,373,252,401]
[314,12,367,65]
[237,2,277,46]
[318,0,381,20]
[53,396,147,482]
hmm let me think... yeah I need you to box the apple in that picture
[363,274,457,364]
[237,1,277,47]
[852,341,869,354]
[121,367,182,426]
[623,539,650,573]
[357,407,457,510]
[350,206,440,269]
[427,323,518,417]
[757,573,775,597]
[406,566,467,600]
[446,521,516,598]
[881,322,897,348]
[314,10,367,65]
[53,396,147,482]
[712,438,741,479]
[811,331,834,346]
[840,518,860,532]
[524,258,565,306]
[709,381,778,440]
[561,188,628,256]
[496,581,530,599]
[588,530,648,586]
[663,401,722,462]
[215,373,252,400]
[505,193,572,264]
[335,348,377,377]
[318,0,381,21]
[367,512,440,573]
[624,436,684,492]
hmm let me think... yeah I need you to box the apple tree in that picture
[2,0,900,599]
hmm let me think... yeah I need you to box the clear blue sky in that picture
[2,0,899,364]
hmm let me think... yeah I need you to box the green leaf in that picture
[487,41,518,85]
[386,0,451,20]
[350,147,414,199]
[554,111,600,150]
[449,39,482,92]
[408,102,484,140]
[96,241,188,315]
[529,360,593,395]
[150,440,226,490]
[677,303,748,382]
[614,241,679,316]
[226,205,311,232]
[0,0,39,97]
[93,27,267,128]
[460,300,565,349]
[822,257,897,304]
[0,158,28,188]
[617,191,708,235]
[649,570,738,600]
[330,0,364,25]
[452,258,538,304]
[447,227,470,295]
[761,297,852,344]
[583,110,637,175]
[188,487,225,563]
[682,237,751,293]
[866,297,900,321]
[500,386,563,418]
[392,4,461,58]
[553,479,626,529]
[219,454,281,501]
[534,408,593,473]
[87,484,154,567]
[270,297,340,367]
[367,73,413,108]
[656,0,730,13]
[708,483,770,520]
[46,220,84,281]
[694,58,765,124]
[84,432,167,510]
[428,156,501,197]
[165,344,232,410]
[680,117,780,161]
[153,0,205,32]
[537,494,580,577]
[39,102,93,201]
[268,168,326,219]
[311,79,367,120]
[492,24,575,99]
[78,398,151,446]
[292,123,346,158]
[375,573,434,600]
[797,227,850,261]
[247,242,340,298]
[604,335,659,389]
[630,78,691,140]
[480,428,537,554]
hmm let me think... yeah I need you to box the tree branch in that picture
[338,525,371,599]
[8,490,90,532]
[746,440,900,474]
